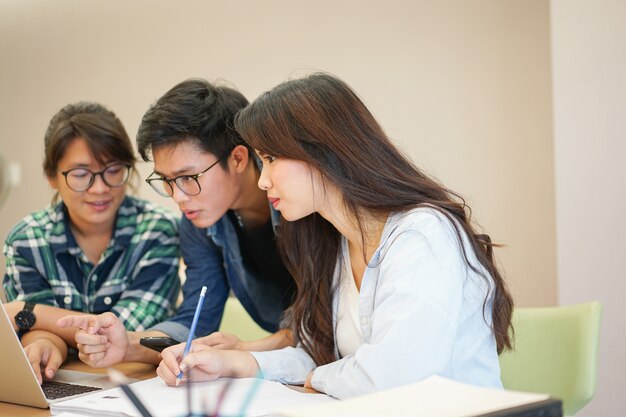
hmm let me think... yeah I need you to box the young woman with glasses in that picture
[156,73,514,399]
[2,102,181,384]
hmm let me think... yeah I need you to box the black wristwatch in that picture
[15,301,37,333]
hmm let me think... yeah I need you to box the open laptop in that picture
[0,300,114,408]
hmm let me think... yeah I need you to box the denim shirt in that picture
[151,199,284,341]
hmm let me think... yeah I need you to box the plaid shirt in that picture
[3,196,181,331]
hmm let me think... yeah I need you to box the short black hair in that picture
[137,78,249,167]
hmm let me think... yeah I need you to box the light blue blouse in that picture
[251,207,502,399]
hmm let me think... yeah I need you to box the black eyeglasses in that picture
[145,157,224,198]
[61,164,131,192]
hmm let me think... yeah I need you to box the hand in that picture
[57,312,129,368]
[23,337,64,385]
[304,371,314,389]
[302,371,322,393]
[195,332,243,350]
[157,343,227,386]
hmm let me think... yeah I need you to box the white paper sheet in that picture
[51,376,335,417]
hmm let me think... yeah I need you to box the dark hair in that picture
[43,101,136,178]
[136,78,249,167]
[235,73,514,366]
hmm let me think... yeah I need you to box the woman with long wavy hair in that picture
[157,73,514,399]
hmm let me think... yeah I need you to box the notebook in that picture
[0,300,113,409]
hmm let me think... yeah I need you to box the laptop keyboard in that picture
[42,379,102,400]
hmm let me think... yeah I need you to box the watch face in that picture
[15,310,36,330]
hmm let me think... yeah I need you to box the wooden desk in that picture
[0,359,156,417]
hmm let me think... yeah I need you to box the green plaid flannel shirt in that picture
[3,196,181,331]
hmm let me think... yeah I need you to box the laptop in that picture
[0,300,114,408]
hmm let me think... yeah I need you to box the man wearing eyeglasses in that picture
[59,80,297,368]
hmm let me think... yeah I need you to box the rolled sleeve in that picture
[150,321,190,342]
[251,346,316,385]
[3,224,58,306]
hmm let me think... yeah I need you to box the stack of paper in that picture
[51,376,335,417]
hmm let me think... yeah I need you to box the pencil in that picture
[107,368,154,417]
[176,285,208,386]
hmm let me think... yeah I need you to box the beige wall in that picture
[0,0,557,308]
[551,1,626,415]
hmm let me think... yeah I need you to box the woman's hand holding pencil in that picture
[155,285,261,387]
[157,343,261,386]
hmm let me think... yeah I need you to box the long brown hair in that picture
[235,73,513,365]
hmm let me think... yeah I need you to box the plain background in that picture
[0,1,623,415]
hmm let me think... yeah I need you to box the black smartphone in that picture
[139,336,179,352]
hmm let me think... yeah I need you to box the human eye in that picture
[105,164,123,174]
[256,150,276,164]
[178,175,197,184]
[68,168,90,178]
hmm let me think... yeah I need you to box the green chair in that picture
[218,296,271,341]
[499,302,603,416]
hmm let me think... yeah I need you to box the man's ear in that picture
[230,145,250,173]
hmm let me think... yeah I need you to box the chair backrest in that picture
[218,296,271,341]
[499,302,602,416]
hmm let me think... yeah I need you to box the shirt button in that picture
[91,275,98,282]
[360,317,369,326]
[103,296,112,305]
[63,296,72,305]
